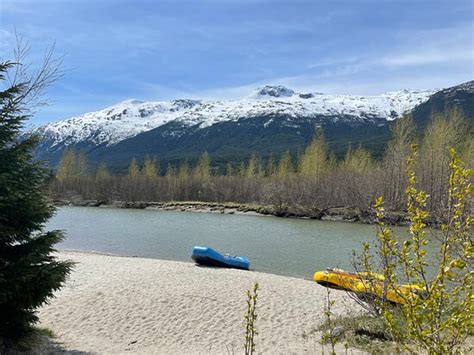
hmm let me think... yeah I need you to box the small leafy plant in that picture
[321,287,337,355]
[244,282,259,355]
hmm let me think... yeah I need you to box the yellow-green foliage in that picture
[238,161,246,177]
[244,282,259,355]
[194,151,211,180]
[299,129,328,177]
[143,155,158,179]
[225,162,234,176]
[266,154,276,177]
[128,157,140,180]
[56,148,77,182]
[246,153,259,178]
[362,146,473,354]
[342,145,374,173]
[178,159,189,180]
[277,151,293,178]
[95,162,110,182]
[57,148,89,181]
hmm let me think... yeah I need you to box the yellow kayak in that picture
[313,268,426,305]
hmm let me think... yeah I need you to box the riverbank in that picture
[53,199,412,225]
[38,251,363,354]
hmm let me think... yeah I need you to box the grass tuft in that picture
[318,315,397,354]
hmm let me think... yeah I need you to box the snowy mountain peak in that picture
[254,85,295,98]
[116,99,145,106]
[445,80,474,94]
[33,85,437,151]
[170,99,201,110]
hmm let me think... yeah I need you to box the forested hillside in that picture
[50,110,473,222]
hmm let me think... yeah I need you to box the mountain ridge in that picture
[33,85,433,150]
[32,81,473,171]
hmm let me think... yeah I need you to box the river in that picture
[47,206,427,279]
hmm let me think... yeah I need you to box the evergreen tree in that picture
[0,61,73,338]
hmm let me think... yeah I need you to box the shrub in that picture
[355,146,472,353]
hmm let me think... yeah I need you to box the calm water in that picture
[47,206,417,279]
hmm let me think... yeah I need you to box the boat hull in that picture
[314,268,426,305]
[191,246,250,270]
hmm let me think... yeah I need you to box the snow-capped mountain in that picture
[410,80,474,128]
[33,85,434,151]
[33,98,201,149]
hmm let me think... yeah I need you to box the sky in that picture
[0,0,473,124]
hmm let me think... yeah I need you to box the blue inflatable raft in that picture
[191,246,250,270]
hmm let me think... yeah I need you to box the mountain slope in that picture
[35,86,433,149]
[33,85,435,169]
[410,80,474,128]
[89,113,393,172]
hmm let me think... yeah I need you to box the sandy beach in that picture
[38,251,363,354]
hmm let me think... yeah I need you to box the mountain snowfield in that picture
[33,85,435,150]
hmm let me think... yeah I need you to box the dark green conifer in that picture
[0,61,73,338]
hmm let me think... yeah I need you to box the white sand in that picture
[38,252,364,354]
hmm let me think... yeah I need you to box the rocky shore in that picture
[53,199,412,226]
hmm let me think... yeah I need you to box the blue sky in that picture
[1,0,473,124]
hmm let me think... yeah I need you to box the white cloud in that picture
[379,49,473,67]
[379,22,473,67]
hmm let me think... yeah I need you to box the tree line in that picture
[49,110,472,220]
